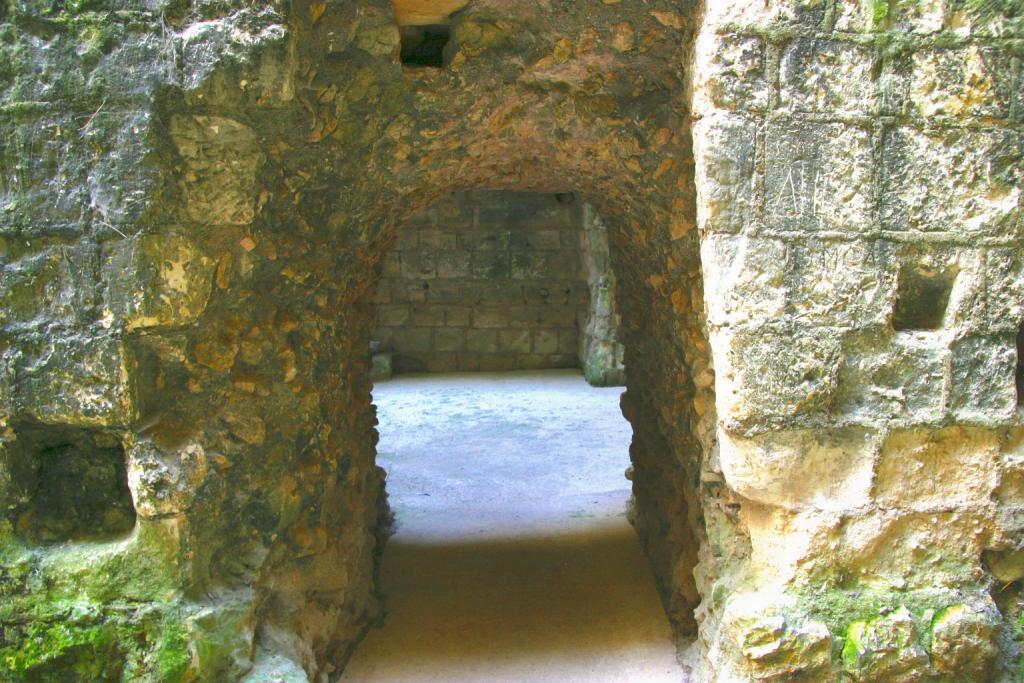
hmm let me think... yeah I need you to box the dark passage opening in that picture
[1,423,136,544]
[892,261,957,331]
[400,25,451,68]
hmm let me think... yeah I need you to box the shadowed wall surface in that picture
[0,0,1021,681]
[372,192,591,374]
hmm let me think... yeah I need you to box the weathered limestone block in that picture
[899,46,1017,120]
[952,2,1024,38]
[779,39,876,115]
[692,115,759,234]
[837,510,991,588]
[738,615,832,681]
[0,28,89,106]
[704,237,901,338]
[880,127,1022,236]
[764,119,873,234]
[983,247,1024,334]
[841,607,928,682]
[701,235,787,328]
[995,429,1024,545]
[949,334,1018,422]
[86,110,161,226]
[713,594,833,682]
[988,547,1024,583]
[998,428,1024,505]
[836,329,947,424]
[712,324,842,427]
[701,0,832,31]
[103,234,215,331]
[393,0,470,26]
[293,2,359,58]
[0,10,173,108]
[1,14,169,229]
[7,331,135,427]
[449,6,525,61]
[739,504,841,584]
[169,115,264,226]
[831,0,879,32]
[719,428,874,512]
[86,28,175,103]
[787,240,896,329]
[352,3,403,57]
[126,438,205,519]
[186,600,258,680]
[178,9,293,107]
[0,244,99,328]
[874,427,1000,511]
[887,0,946,34]
[930,598,1001,679]
[692,35,768,114]
[941,246,987,330]
[1,112,92,227]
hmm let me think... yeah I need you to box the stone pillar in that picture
[579,202,627,387]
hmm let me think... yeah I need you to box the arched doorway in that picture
[339,189,679,679]
[57,1,714,679]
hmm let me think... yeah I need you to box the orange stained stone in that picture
[393,0,470,26]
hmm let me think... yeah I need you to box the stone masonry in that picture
[372,190,596,374]
[0,0,1021,681]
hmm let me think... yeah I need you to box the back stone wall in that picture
[0,0,1021,681]
[372,190,623,376]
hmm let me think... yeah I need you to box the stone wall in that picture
[371,191,592,374]
[0,0,1020,681]
[692,1,1024,680]
[0,1,707,680]
[580,203,627,386]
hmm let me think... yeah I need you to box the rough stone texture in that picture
[370,190,623,378]
[694,1,1024,681]
[0,0,1020,681]
[580,202,627,386]
[0,0,705,680]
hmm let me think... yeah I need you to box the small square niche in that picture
[1,423,136,545]
[400,25,451,68]
[892,260,958,331]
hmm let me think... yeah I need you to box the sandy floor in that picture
[338,371,687,683]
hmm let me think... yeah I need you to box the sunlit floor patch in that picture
[338,371,686,682]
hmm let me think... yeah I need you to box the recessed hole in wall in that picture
[1017,321,1024,406]
[400,25,451,68]
[2,422,136,545]
[892,262,957,331]
[555,192,576,204]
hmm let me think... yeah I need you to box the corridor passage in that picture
[339,371,686,683]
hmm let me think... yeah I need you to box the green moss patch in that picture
[0,603,199,683]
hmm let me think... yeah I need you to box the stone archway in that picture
[3,0,1020,680]
[113,1,716,677]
